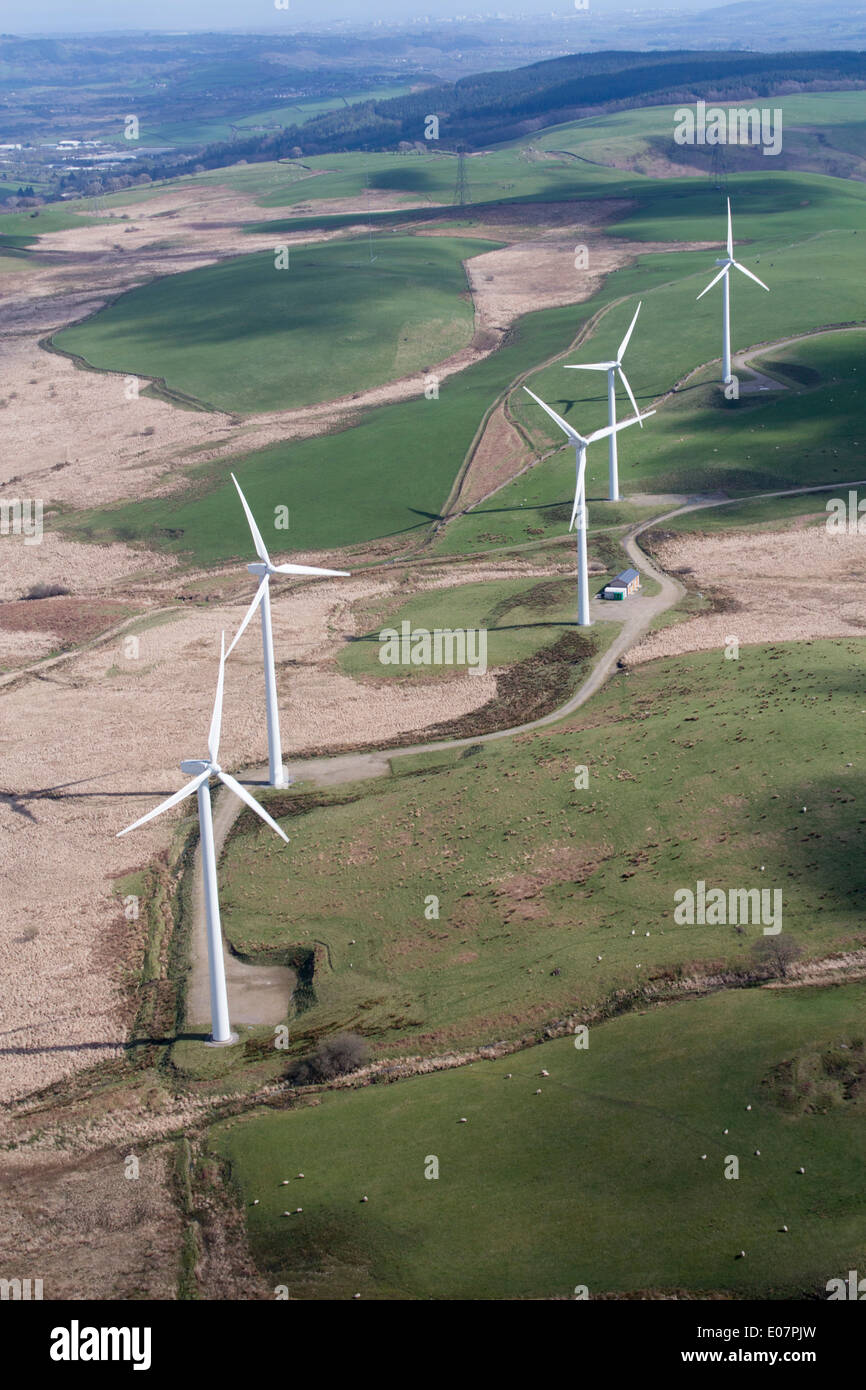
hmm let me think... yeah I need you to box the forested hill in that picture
[156,48,866,175]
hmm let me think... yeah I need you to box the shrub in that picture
[287,1032,368,1086]
[23,582,71,600]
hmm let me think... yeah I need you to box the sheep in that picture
[458,1117,468,1123]
[251,1199,260,1206]
[534,1088,542,1095]
[780,1225,789,1233]
[540,1069,549,1077]
[754,1150,761,1157]
[297,1172,305,1178]
[361,1196,369,1203]
[797,1166,805,1174]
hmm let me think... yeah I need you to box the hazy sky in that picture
[6,0,727,33]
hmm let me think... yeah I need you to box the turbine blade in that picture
[732,260,770,292]
[231,472,270,565]
[726,197,733,260]
[617,300,642,362]
[208,632,226,764]
[218,771,290,844]
[226,578,267,658]
[586,409,655,445]
[696,265,728,300]
[522,386,582,444]
[563,362,614,372]
[272,563,351,577]
[116,772,208,837]
[617,366,641,424]
[569,448,588,531]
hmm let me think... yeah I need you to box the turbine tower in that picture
[523,387,654,626]
[117,635,289,1046]
[697,197,769,385]
[564,300,644,502]
[228,474,349,788]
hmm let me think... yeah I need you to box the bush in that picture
[287,1032,368,1086]
[751,933,803,979]
[22,582,70,600]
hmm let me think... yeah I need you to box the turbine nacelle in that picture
[697,200,770,300]
[563,301,644,424]
[117,635,289,846]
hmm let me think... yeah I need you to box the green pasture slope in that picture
[212,982,866,1299]
[338,573,645,684]
[53,234,489,414]
[57,291,612,563]
[218,637,866,1051]
[439,325,866,555]
[533,91,866,177]
[58,160,866,566]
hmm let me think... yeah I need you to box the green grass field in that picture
[217,637,866,1054]
[337,572,647,684]
[534,91,866,181]
[57,291,605,562]
[212,981,866,1299]
[56,162,866,567]
[53,234,490,414]
[437,324,866,556]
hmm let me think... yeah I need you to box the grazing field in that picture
[534,91,866,181]
[56,294,601,562]
[438,325,866,556]
[53,235,490,414]
[58,181,865,566]
[338,572,651,684]
[212,981,866,1300]
[217,638,866,1053]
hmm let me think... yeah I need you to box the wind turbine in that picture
[117,635,289,1046]
[697,197,769,385]
[564,300,643,502]
[228,473,349,788]
[523,387,654,626]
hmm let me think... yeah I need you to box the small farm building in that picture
[602,568,641,601]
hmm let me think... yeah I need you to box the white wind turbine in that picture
[117,635,289,1046]
[523,387,654,626]
[697,197,769,385]
[228,473,349,788]
[564,300,643,502]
